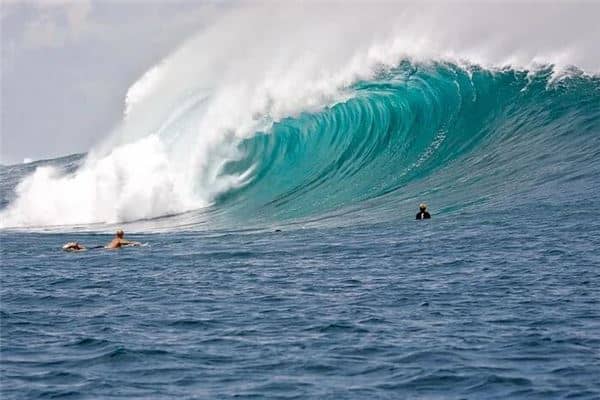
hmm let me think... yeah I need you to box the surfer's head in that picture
[116,229,124,238]
[419,203,427,211]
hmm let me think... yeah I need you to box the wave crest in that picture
[2,2,600,229]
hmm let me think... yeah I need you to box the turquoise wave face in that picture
[1,62,599,230]
[217,62,600,223]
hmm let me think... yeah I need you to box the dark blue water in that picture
[2,205,600,399]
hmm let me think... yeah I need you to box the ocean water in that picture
[2,209,600,399]
[2,27,600,399]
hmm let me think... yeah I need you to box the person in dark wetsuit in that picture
[416,203,431,220]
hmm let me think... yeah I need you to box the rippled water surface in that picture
[2,206,599,399]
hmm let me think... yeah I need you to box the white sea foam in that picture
[2,1,598,228]
[124,62,169,120]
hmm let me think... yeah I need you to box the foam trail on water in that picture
[1,2,599,228]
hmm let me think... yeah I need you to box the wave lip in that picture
[216,63,600,223]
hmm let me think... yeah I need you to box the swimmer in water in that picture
[105,229,141,249]
[62,242,86,252]
[416,203,431,220]
[62,229,140,251]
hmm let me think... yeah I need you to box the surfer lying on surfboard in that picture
[62,229,141,251]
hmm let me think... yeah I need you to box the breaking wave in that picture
[1,2,599,230]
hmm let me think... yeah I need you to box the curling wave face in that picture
[217,63,600,223]
[1,62,599,231]
[1,3,600,230]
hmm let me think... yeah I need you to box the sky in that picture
[0,0,224,165]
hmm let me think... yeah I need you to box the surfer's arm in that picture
[121,239,141,246]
